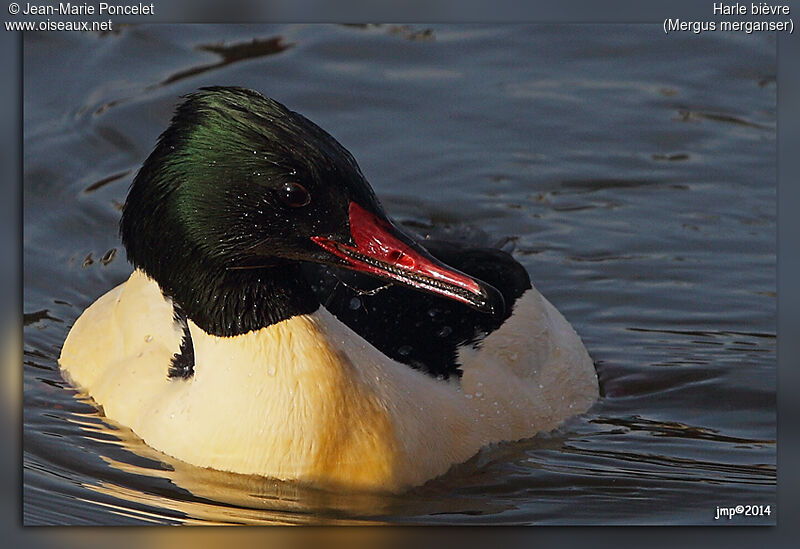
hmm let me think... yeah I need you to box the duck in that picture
[59,86,599,492]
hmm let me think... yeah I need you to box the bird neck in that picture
[159,261,320,337]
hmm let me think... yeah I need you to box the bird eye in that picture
[278,182,311,208]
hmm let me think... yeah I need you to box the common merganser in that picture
[59,87,598,492]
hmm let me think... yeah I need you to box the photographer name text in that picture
[20,2,153,15]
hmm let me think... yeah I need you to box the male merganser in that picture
[59,87,599,492]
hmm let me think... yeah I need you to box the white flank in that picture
[60,270,598,492]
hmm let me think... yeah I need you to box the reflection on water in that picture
[23,24,775,524]
[159,36,293,88]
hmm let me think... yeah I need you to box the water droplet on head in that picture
[267,366,276,377]
[144,335,152,343]
[397,345,412,357]
[349,297,362,310]
[436,326,453,338]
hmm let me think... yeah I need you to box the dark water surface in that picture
[23,24,776,525]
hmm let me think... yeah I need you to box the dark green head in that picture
[122,87,379,272]
[121,87,501,336]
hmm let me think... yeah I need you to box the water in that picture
[23,24,776,525]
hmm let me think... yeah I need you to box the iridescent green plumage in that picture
[120,87,378,335]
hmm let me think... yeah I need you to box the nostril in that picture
[388,250,415,268]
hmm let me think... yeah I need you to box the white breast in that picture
[60,270,598,492]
